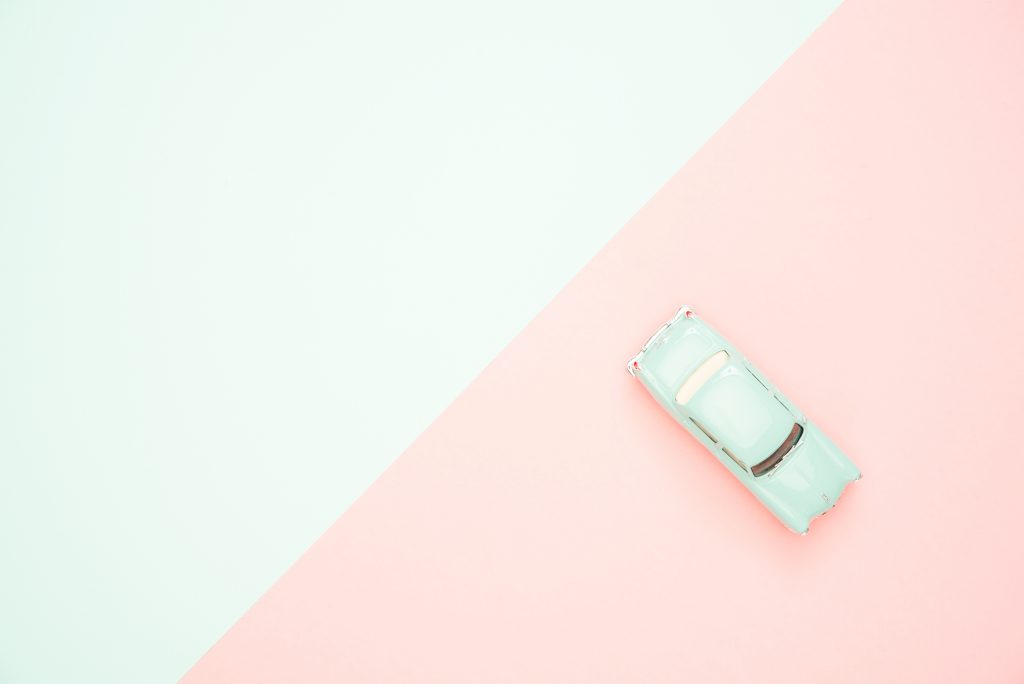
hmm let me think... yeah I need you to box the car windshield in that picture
[751,423,804,477]
[674,350,729,404]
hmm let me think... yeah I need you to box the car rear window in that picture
[751,423,804,477]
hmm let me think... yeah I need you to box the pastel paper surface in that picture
[183,0,1024,681]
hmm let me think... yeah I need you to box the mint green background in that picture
[0,1,840,681]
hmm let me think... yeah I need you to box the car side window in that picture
[722,447,748,471]
[690,418,718,443]
[691,417,750,471]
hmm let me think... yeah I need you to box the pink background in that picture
[183,0,1024,681]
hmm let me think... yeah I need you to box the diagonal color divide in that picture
[0,3,844,682]
[183,0,1024,680]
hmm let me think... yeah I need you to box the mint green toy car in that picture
[627,306,860,534]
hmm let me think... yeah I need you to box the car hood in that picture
[748,424,860,533]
